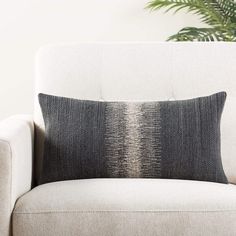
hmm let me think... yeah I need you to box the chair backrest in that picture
[34,42,236,184]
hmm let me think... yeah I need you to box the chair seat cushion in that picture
[13,179,236,236]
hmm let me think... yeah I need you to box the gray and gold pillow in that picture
[38,92,228,184]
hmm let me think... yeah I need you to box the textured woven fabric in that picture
[38,92,227,184]
[12,179,236,236]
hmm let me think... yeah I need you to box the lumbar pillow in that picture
[38,92,228,184]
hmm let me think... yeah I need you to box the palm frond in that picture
[213,0,236,23]
[167,26,236,41]
[146,0,236,41]
[146,0,236,26]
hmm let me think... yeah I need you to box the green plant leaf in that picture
[167,26,236,41]
[146,0,236,41]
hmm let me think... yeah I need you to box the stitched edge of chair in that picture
[13,209,236,215]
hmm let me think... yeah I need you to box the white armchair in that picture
[0,115,34,235]
[1,42,236,236]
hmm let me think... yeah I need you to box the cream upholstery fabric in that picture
[13,179,236,236]
[0,115,34,236]
[34,42,236,184]
[3,43,236,235]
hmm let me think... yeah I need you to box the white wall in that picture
[0,0,201,120]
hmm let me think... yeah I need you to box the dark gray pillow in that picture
[38,92,228,184]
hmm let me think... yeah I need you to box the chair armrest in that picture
[0,115,34,236]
